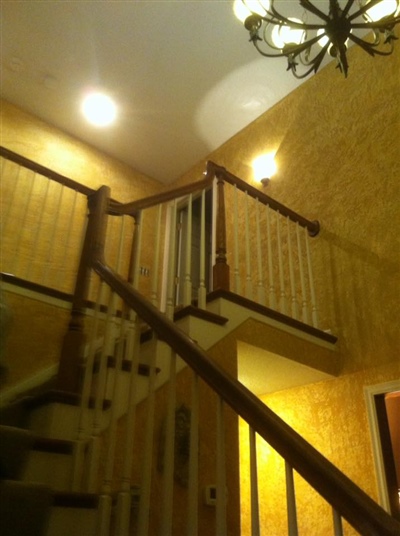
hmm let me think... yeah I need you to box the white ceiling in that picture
[1,0,310,184]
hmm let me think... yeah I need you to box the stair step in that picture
[174,304,229,325]
[24,437,75,491]
[47,492,99,536]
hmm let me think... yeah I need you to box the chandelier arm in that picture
[263,5,297,26]
[252,40,294,58]
[350,17,400,29]
[263,3,327,27]
[341,0,356,19]
[266,21,331,30]
[298,0,330,22]
[301,42,330,70]
[290,50,328,78]
[280,33,329,58]
[348,33,395,56]
[291,65,317,78]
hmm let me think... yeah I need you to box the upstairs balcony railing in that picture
[1,147,325,331]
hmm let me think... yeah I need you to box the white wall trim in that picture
[364,379,400,513]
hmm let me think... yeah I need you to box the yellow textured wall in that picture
[0,99,161,202]
[0,99,164,388]
[172,45,400,532]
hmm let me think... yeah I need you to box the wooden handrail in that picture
[0,146,95,197]
[109,175,214,217]
[88,187,398,536]
[207,161,320,237]
[93,259,399,536]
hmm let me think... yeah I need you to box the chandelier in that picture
[234,0,400,77]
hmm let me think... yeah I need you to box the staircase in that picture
[1,147,399,535]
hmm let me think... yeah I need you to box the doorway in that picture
[175,189,213,306]
[365,380,400,519]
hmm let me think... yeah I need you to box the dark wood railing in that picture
[0,147,95,197]
[207,161,320,237]
[88,186,399,536]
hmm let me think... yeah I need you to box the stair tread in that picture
[173,304,229,325]
[207,289,338,344]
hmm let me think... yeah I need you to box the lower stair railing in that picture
[71,185,399,536]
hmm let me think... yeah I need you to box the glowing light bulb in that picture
[317,28,329,48]
[233,0,269,23]
[365,0,398,21]
[271,18,305,49]
[253,152,277,183]
[82,92,117,127]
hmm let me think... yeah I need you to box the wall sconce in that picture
[252,153,277,186]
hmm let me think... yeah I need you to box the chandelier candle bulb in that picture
[233,0,400,77]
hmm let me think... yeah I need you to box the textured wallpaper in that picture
[175,44,400,532]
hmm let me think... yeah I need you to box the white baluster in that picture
[183,194,193,306]
[137,336,158,536]
[99,215,127,499]
[266,205,276,310]
[287,217,299,320]
[151,204,163,307]
[255,199,266,305]
[249,427,260,536]
[233,185,241,295]
[10,169,35,276]
[276,211,287,315]
[159,350,177,536]
[187,372,199,536]
[56,188,79,290]
[43,182,65,286]
[115,313,141,536]
[332,508,344,536]
[131,211,143,290]
[86,284,115,493]
[296,223,309,324]
[166,200,178,319]
[198,189,207,309]
[73,277,106,491]
[216,396,227,536]
[244,191,252,300]
[26,177,50,280]
[2,160,21,236]
[285,461,298,536]
[304,227,319,328]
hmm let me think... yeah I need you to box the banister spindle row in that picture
[10,169,35,276]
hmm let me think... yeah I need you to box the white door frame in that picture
[364,378,400,512]
[160,185,217,311]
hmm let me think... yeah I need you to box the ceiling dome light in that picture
[82,92,117,127]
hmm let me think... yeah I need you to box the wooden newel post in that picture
[213,175,230,292]
[56,186,110,393]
